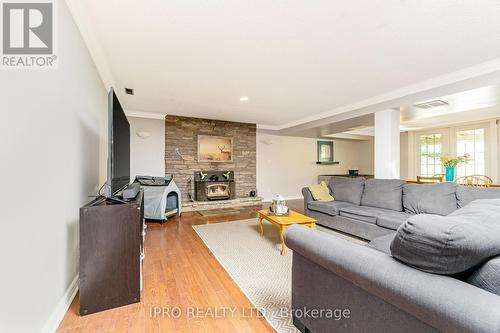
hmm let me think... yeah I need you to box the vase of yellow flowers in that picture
[440,153,471,182]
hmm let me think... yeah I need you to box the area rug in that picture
[192,219,366,333]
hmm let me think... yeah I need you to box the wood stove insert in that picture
[194,171,235,201]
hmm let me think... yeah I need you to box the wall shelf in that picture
[316,161,340,165]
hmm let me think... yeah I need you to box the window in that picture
[456,128,485,177]
[419,134,442,176]
[412,122,494,181]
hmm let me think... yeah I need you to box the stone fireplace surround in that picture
[165,115,258,209]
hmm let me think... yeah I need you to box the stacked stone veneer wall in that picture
[165,115,257,201]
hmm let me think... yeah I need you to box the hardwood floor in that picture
[57,199,304,333]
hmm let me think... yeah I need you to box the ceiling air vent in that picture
[413,100,448,109]
[125,88,134,95]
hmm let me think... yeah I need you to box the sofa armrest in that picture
[301,187,313,214]
[285,225,500,333]
[302,187,313,203]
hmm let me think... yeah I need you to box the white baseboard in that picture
[41,274,79,333]
[262,195,302,202]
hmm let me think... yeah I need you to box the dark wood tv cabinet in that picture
[79,191,144,315]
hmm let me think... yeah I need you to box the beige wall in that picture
[129,116,165,179]
[129,126,375,201]
[256,132,374,201]
[0,2,107,332]
[128,117,500,206]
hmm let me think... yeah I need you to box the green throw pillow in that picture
[308,181,334,201]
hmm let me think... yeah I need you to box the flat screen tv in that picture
[104,88,130,198]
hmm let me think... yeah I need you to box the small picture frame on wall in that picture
[317,141,337,164]
[198,135,233,162]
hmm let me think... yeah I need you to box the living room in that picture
[3,1,500,333]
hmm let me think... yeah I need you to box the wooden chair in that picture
[455,175,493,188]
[417,175,444,184]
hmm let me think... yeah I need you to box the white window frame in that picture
[413,129,450,177]
[408,120,497,182]
[451,123,490,179]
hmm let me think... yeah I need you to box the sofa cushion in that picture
[328,176,365,205]
[465,256,500,296]
[390,199,500,274]
[340,211,376,224]
[367,233,396,255]
[308,200,355,216]
[456,185,500,208]
[376,211,412,230]
[339,206,394,225]
[361,179,405,211]
[403,182,457,216]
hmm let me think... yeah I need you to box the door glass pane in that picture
[456,128,485,178]
[419,134,442,176]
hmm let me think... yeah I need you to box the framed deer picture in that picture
[197,135,233,162]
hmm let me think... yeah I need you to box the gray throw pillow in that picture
[328,177,365,205]
[361,179,405,211]
[456,185,500,208]
[403,182,457,216]
[465,256,500,296]
[390,199,500,275]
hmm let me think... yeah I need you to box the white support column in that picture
[374,109,400,179]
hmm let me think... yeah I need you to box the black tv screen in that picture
[106,88,130,197]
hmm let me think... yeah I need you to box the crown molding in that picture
[257,123,280,130]
[125,110,166,120]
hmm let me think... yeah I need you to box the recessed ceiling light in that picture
[125,88,134,95]
[239,96,249,102]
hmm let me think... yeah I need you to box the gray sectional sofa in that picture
[286,225,500,333]
[289,178,500,332]
[302,176,500,240]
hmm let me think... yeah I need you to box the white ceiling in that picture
[326,104,500,140]
[324,85,500,140]
[400,85,500,122]
[71,0,500,128]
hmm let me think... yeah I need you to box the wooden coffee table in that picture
[258,210,317,255]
